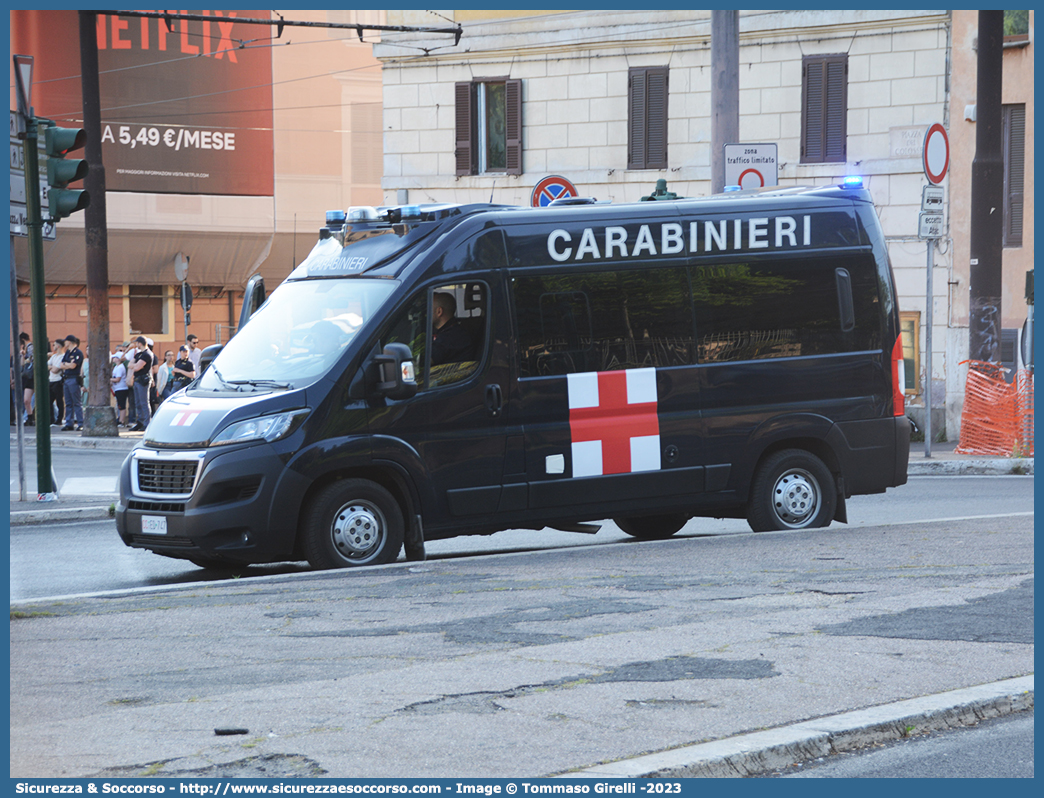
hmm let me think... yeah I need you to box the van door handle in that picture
[485,384,503,417]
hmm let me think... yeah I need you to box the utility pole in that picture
[79,10,117,436]
[968,10,1004,364]
[710,10,739,195]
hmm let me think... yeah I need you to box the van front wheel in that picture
[747,450,836,533]
[614,514,689,540]
[304,479,404,569]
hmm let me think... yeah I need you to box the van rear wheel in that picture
[304,479,404,569]
[747,449,835,532]
[614,514,689,540]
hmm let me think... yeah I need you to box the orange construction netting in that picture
[955,360,1034,457]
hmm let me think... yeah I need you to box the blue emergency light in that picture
[841,176,864,188]
[326,210,347,225]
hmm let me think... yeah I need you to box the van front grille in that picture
[136,459,199,494]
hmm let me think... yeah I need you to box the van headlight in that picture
[210,409,310,447]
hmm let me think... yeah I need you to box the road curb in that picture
[907,458,1033,476]
[10,505,114,526]
[563,675,1033,778]
[11,433,138,451]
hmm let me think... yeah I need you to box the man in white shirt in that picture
[186,334,202,372]
[47,339,65,426]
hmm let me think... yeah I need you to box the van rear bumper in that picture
[833,416,910,494]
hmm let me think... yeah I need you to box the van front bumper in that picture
[115,443,308,565]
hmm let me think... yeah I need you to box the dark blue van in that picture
[116,183,910,569]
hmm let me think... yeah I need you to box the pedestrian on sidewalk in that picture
[110,351,129,427]
[186,334,202,372]
[157,349,175,403]
[59,335,84,431]
[19,332,35,426]
[128,336,154,431]
[81,346,90,409]
[47,339,65,426]
[122,343,137,427]
[170,345,196,395]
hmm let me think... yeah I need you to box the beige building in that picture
[376,9,1033,439]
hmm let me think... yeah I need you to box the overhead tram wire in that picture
[95,10,463,46]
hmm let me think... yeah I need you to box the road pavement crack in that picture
[397,654,778,715]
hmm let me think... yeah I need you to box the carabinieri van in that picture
[116,181,911,570]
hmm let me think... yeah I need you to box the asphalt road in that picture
[9,474,1035,601]
[9,510,1034,778]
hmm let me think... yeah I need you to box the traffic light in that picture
[43,123,90,220]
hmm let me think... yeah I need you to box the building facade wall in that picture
[943,11,1034,437]
[377,9,975,436]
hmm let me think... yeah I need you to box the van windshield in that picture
[198,278,397,391]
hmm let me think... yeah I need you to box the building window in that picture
[627,66,669,170]
[455,79,522,176]
[1003,103,1025,248]
[1004,10,1029,42]
[128,285,168,336]
[899,311,920,396]
[801,54,848,164]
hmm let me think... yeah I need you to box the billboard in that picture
[11,10,274,196]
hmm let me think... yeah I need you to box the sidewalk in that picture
[10,424,140,525]
[9,428,1034,526]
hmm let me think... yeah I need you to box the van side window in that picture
[384,292,429,390]
[385,283,488,391]
[514,268,696,376]
[691,255,880,363]
[429,283,487,388]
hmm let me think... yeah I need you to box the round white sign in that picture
[922,123,949,184]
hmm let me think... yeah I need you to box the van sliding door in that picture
[509,265,704,518]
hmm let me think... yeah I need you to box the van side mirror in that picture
[198,344,223,376]
[374,343,418,400]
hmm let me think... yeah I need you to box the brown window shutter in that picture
[824,58,848,161]
[455,81,474,176]
[505,79,523,175]
[1003,104,1025,247]
[628,68,647,170]
[646,66,669,169]
[802,54,847,164]
[801,61,823,161]
[629,66,668,170]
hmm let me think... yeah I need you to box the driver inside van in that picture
[430,292,477,365]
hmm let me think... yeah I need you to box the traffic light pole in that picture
[21,120,55,496]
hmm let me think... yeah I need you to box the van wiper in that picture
[208,365,238,390]
[227,379,293,390]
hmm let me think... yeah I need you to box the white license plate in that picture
[141,515,168,535]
